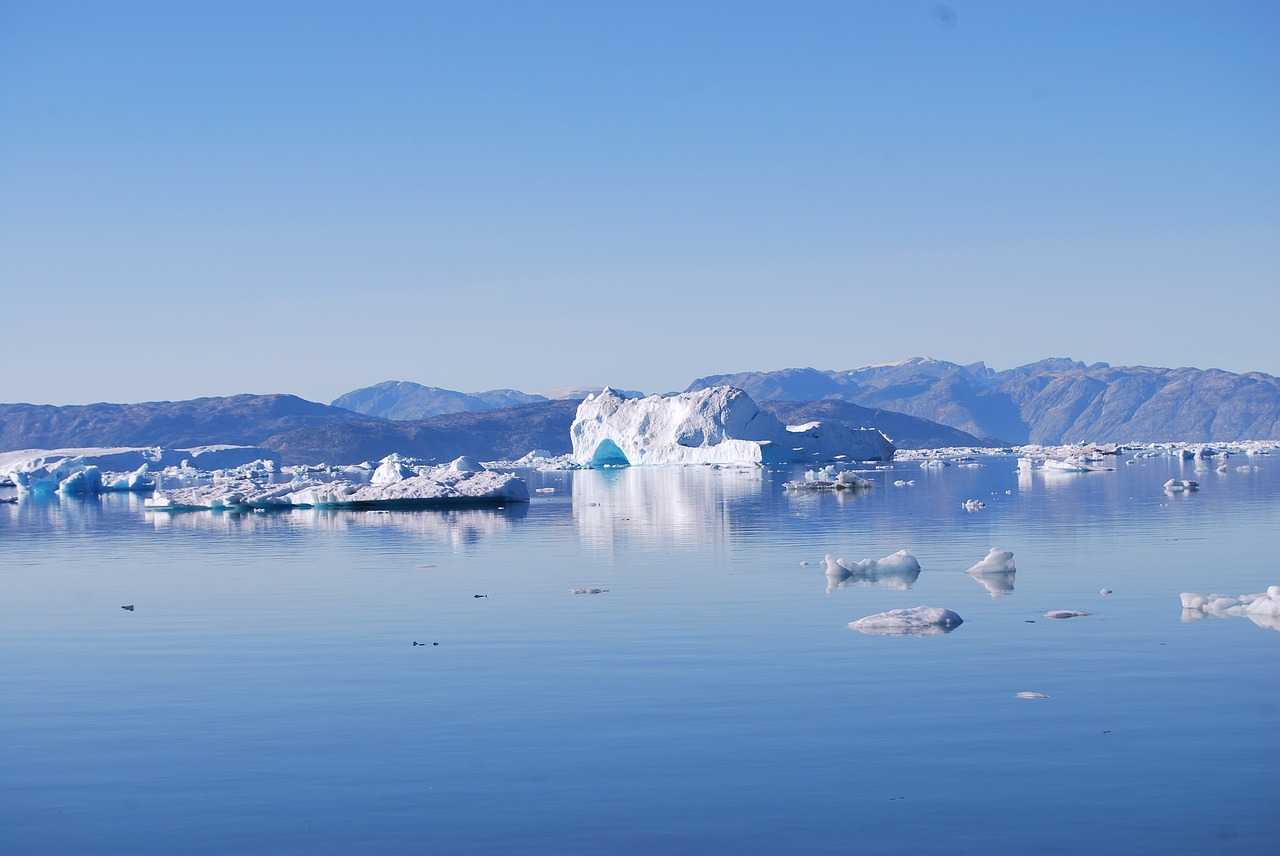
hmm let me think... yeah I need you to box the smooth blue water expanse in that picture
[3,454,1278,854]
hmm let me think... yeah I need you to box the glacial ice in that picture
[823,550,922,592]
[1180,587,1280,631]
[849,606,964,636]
[570,386,894,467]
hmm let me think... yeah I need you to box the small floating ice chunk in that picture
[1180,586,1280,631]
[966,548,1016,597]
[1163,479,1199,493]
[849,606,963,636]
[892,479,915,487]
[967,548,1016,574]
[1043,610,1092,619]
[961,499,985,511]
[824,550,922,592]
[1016,692,1049,699]
[1100,588,1112,595]
[569,587,609,594]
[534,487,556,493]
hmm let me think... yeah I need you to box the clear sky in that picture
[2,1,1277,405]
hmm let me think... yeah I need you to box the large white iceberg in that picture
[570,386,894,467]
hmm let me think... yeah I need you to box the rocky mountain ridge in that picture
[688,357,1280,444]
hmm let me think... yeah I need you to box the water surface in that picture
[2,455,1277,854]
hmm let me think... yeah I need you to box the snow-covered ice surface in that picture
[570,386,893,467]
[848,606,964,636]
[1181,587,1280,632]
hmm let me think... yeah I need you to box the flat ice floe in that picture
[1043,610,1092,619]
[1180,587,1280,632]
[849,606,963,636]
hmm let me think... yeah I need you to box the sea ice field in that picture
[2,450,1278,854]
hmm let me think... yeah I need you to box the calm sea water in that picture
[2,455,1277,854]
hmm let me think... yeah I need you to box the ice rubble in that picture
[1180,587,1280,632]
[570,386,894,467]
[144,455,527,511]
[849,607,964,636]
[824,551,921,592]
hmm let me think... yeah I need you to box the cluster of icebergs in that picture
[144,454,527,511]
[0,446,278,498]
[893,440,1277,463]
[0,447,528,511]
[785,466,874,492]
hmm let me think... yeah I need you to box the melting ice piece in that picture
[961,499,985,511]
[1180,587,1280,632]
[1016,692,1049,700]
[569,587,609,594]
[1164,479,1199,493]
[849,606,963,636]
[966,548,1017,597]
[1043,610,1092,619]
[824,551,922,592]
[967,548,1016,574]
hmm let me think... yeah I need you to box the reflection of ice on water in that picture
[144,504,525,549]
[572,466,764,550]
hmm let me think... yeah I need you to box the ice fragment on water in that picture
[849,606,963,636]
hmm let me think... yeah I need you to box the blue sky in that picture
[2,1,1276,405]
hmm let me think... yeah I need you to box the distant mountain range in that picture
[0,392,983,465]
[687,357,1280,444]
[330,381,643,420]
[3,357,1276,463]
